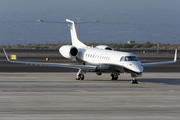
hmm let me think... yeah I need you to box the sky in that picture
[0,0,180,45]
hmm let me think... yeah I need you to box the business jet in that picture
[3,19,177,84]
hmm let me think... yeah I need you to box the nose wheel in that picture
[110,73,119,80]
[131,74,138,84]
[131,79,138,84]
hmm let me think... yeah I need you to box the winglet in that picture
[2,48,10,62]
[174,49,177,62]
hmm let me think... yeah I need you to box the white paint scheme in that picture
[66,19,86,47]
[3,19,177,84]
[95,45,112,50]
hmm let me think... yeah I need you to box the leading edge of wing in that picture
[3,48,96,70]
[142,49,177,67]
[11,61,96,69]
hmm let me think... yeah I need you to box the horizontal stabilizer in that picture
[37,20,98,24]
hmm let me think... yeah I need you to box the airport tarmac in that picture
[0,72,180,120]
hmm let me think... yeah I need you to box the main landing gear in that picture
[110,73,119,80]
[131,74,138,84]
[76,69,84,80]
[75,69,139,84]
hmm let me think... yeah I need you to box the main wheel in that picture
[110,74,114,80]
[76,76,80,80]
[80,75,84,80]
[131,80,134,84]
[111,74,119,80]
[76,74,81,80]
[114,76,118,80]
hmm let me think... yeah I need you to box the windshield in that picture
[125,56,133,61]
[120,56,139,61]
[131,56,139,61]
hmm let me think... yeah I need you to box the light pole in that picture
[157,43,159,54]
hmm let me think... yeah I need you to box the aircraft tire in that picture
[80,75,84,80]
[131,79,138,84]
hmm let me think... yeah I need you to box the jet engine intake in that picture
[59,45,78,59]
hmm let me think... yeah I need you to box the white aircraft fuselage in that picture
[65,46,143,74]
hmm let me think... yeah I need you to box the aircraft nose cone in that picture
[134,63,143,73]
[136,65,143,73]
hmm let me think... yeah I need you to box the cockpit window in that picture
[125,56,133,61]
[120,56,139,61]
[131,56,139,61]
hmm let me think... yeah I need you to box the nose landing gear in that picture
[131,78,138,84]
[131,74,138,84]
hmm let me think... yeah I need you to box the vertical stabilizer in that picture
[66,19,86,47]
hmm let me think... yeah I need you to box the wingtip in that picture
[2,48,10,62]
[174,49,177,62]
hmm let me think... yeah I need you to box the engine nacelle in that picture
[59,45,78,59]
[95,45,112,50]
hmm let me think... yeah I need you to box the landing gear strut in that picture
[110,73,119,80]
[76,69,84,80]
[131,74,138,84]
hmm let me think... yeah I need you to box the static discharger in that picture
[11,55,17,60]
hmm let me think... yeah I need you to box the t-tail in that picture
[66,19,86,47]
[37,19,98,47]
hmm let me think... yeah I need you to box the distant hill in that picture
[1,41,180,50]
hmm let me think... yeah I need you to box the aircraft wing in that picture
[142,49,177,66]
[3,49,96,70]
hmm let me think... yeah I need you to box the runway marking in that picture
[0,90,89,92]
[0,90,61,92]
[140,83,180,89]
[75,90,88,92]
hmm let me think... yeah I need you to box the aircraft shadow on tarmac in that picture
[85,78,180,85]
[138,78,180,85]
